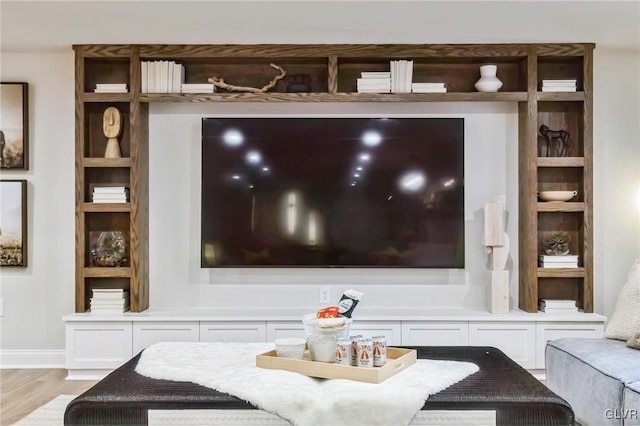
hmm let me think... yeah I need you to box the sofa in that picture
[546,259,640,426]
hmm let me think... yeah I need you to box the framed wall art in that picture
[0,82,29,169]
[0,180,27,267]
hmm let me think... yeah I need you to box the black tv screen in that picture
[201,117,464,268]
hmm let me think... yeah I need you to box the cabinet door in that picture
[402,322,469,346]
[535,322,604,368]
[66,321,133,369]
[132,321,200,354]
[349,322,402,346]
[200,322,267,343]
[266,322,306,341]
[469,322,536,368]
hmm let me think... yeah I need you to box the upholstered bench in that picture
[546,338,640,426]
[64,346,574,425]
[546,259,640,426]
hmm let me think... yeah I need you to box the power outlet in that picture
[319,286,331,304]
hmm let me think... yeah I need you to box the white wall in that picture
[0,2,638,358]
[0,52,76,353]
[148,103,518,309]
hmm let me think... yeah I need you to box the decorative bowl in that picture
[538,190,577,202]
[274,338,306,359]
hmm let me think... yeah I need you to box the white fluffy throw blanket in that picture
[136,342,478,426]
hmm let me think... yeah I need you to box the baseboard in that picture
[0,349,66,368]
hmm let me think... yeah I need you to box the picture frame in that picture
[0,180,27,267]
[0,82,29,169]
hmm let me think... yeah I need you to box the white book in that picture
[361,71,391,77]
[539,255,579,262]
[94,89,128,93]
[540,262,579,268]
[181,84,215,89]
[412,82,446,88]
[540,299,576,306]
[141,62,148,93]
[542,87,577,92]
[542,79,577,84]
[93,199,128,204]
[412,88,447,93]
[406,60,414,92]
[95,84,127,89]
[357,88,391,93]
[93,186,128,192]
[168,61,175,93]
[175,63,185,92]
[357,78,392,85]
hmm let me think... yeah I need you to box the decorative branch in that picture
[207,63,287,93]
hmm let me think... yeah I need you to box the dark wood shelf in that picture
[83,158,132,168]
[140,91,528,103]
[83,203,131,212]
[537,202,584,212]
[537,157,585,167]
[84,267,132,278]
[83,93,131,102]
[74,42,594,315]
[538,267,585,278]
[536,92,584,101]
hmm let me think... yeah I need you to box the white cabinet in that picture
[65,321,132,379]
[64,310,606,379]
[132,321,200,354]
[535,322,604,368]
[349,321,402,345]
[469,322,536,368]
[266,322,306,341]
[402,322,469,346]
[200,321,267,342]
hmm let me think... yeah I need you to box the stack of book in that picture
[541,79,577,92]
[356,72,391,93]
[90,289,130,314]
[94,84,128,93]
[539,254,579,268]
[141,60,186,93]
[390,60,413,93]
[181,83,216,94]
[538,299,579,314]
[92,186,129,203]
[411,82,447,93]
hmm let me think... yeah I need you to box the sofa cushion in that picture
[627,331,640,350]
[605,259,640,341]
[547,337,640,384]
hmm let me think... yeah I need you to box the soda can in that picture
[335,338,351,365]
[350,335,362,366]
[356,339,373,368]
[372,335,387,367]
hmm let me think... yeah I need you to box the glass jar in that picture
[91,231,128,267]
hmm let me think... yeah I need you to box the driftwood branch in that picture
[207,63,287,93]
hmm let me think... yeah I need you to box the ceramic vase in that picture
[475,64,503,92]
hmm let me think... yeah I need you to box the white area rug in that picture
[11,394,496,426]
[136,342,480,426]
[12,394,76,426]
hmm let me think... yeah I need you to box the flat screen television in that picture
[201,117,464,268]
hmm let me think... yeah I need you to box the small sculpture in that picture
[539,125,569,157]
[543,232,571,255]
[207,63,287,94]
[103,107,122,158]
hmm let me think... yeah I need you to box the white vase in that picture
[475,64,503,92]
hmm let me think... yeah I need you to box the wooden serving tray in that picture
[256,347,417,384]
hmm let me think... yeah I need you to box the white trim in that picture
[0,349,66,368]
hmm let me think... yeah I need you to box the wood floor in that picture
[0,369,97,425]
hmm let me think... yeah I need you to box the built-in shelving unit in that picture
[74,43,593,313]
